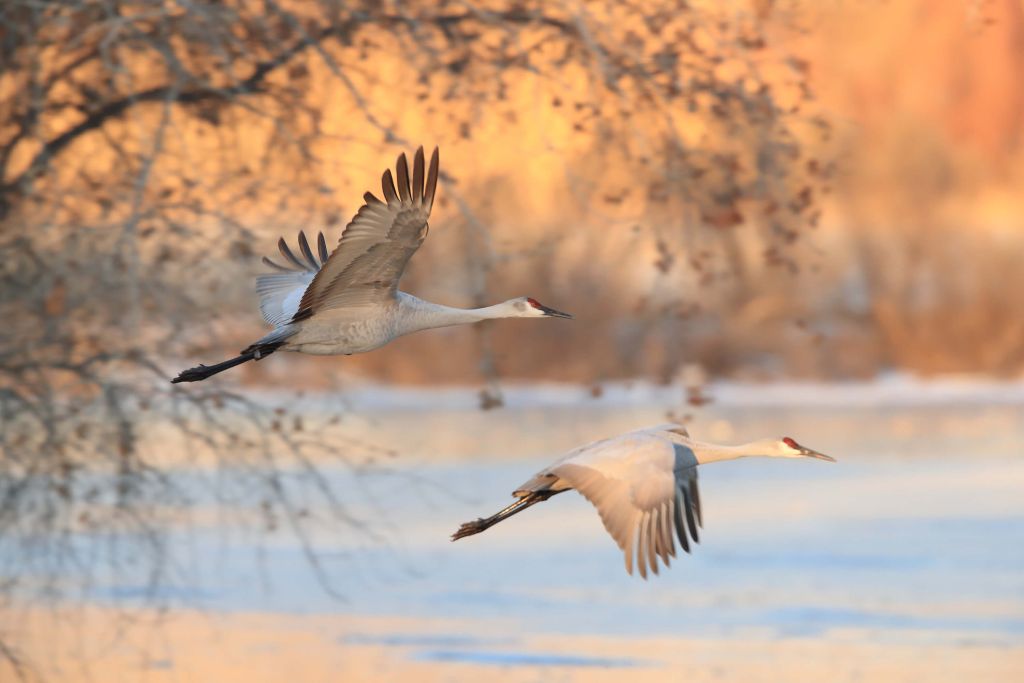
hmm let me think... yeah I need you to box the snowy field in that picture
[11,378,1024,682]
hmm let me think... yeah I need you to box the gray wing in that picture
[554,455,702,579]
[291,146,439,318]
[257,231,330,328]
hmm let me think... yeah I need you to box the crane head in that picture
[780,436,835,462]
[519,297,573,319]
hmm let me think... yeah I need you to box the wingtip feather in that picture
[637,513,649,579]
[262,256,291,272]
[425,147,439,211]
[412,146,425,203]
[297,231,318,270]
[317,232,329,264]
[674,489,691,553]
[648,508,660,576]
[683,488,700,543]
[278,237,306,270]
[691,478,703,527]
[382,169,398,203]
[395,152,412,202]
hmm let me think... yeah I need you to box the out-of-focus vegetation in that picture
[0,0,829,388]
[7,2,1018,391]
[811,0,1024,377]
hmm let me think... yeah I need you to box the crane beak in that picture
[801,447,836,462]
[538,304,573,319]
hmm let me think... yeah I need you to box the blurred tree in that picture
[0,0,822,677]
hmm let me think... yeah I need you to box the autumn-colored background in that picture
[5,0,1022,391]
[228,0,1019,385]
[195,0,1024,385]
[197,0,1024,384]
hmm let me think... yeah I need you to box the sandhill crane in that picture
[171,146,571,383]
[452,424,835,578]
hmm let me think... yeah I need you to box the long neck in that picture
[686,440,770,465]
[396,293,512,332]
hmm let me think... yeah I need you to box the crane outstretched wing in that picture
[287,146,439,320]
[256,231,330,328]
[553,439,702,579]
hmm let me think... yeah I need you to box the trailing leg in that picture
[170,341,281,383]
[451,490,563,541]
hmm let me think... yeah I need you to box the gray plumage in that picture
[172,146,570,383]
[452,424,834,578]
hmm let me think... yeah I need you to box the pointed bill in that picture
[537,303,573,319]
[801,448,836,462]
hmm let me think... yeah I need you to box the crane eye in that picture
[782,437,798,449]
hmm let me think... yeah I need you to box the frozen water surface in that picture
[8,379,1024,681]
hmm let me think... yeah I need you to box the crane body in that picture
[172,147,570,383]
[453,424,835,578]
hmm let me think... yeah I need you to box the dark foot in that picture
[170,365,212,383]
[451,518,489,541]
